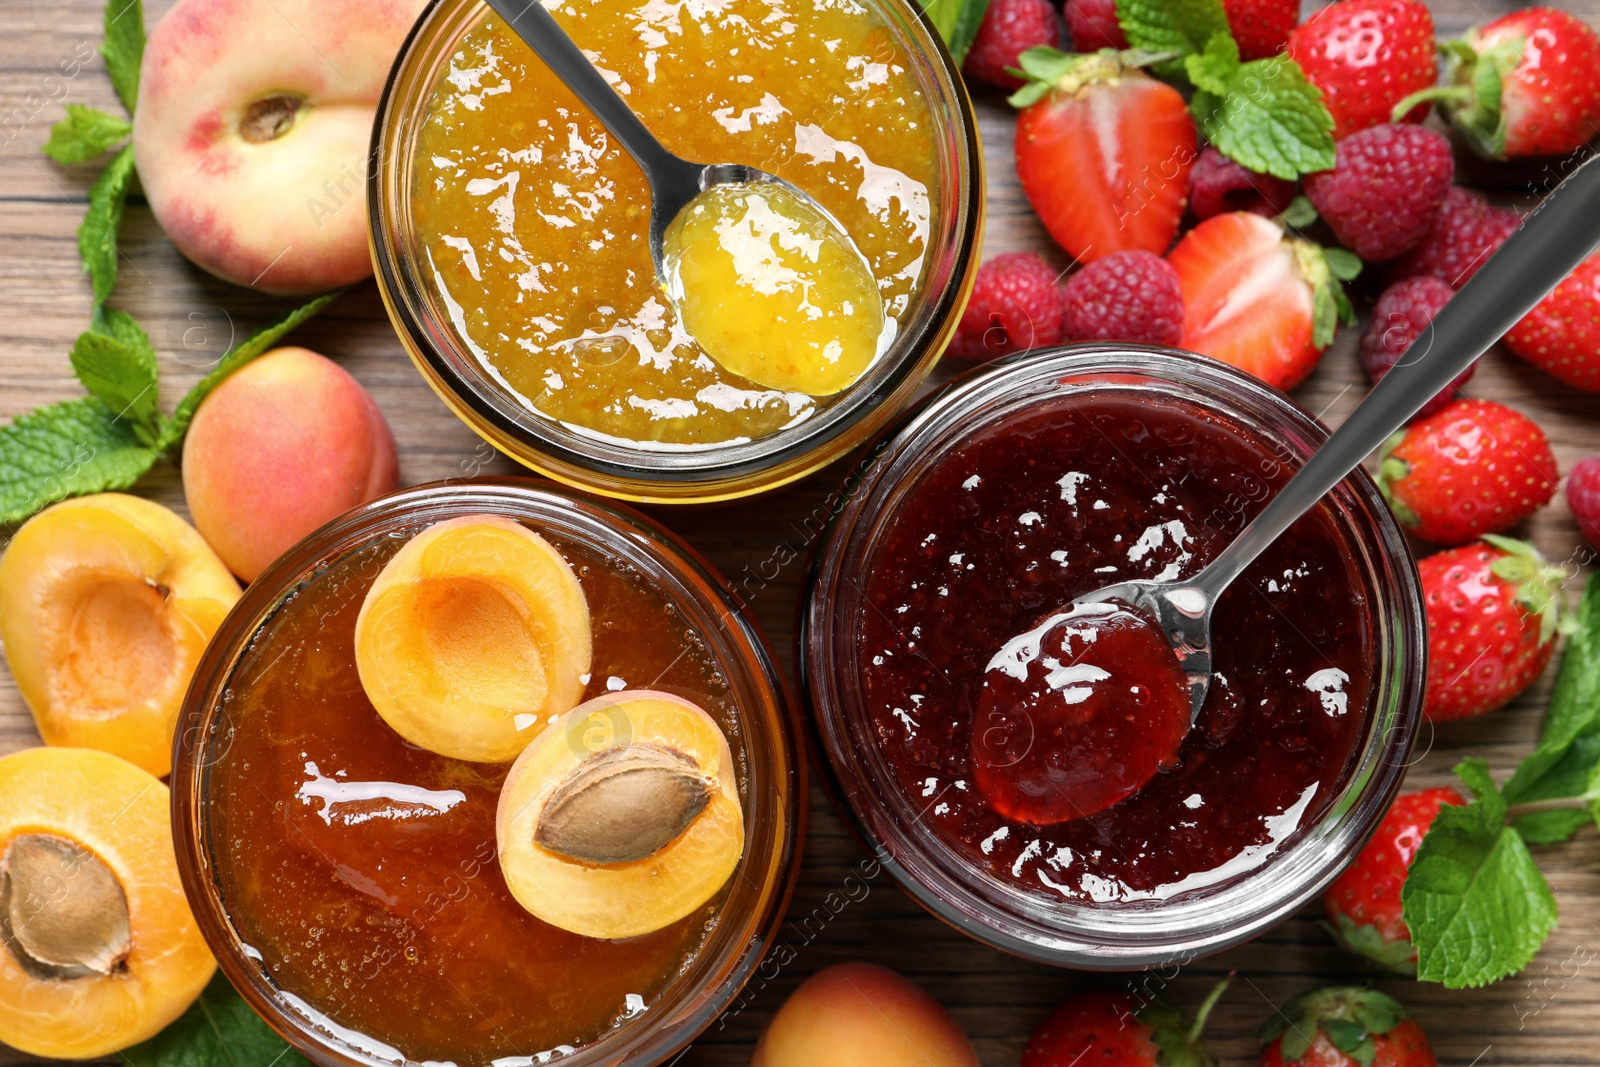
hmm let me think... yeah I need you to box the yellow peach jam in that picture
[412,0,935,448]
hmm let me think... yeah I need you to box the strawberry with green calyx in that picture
[1323,788,1465,973]
[1376,399,1559,545]
[1258,987,1434,1067]
[1419,536,1567,722]
[1391,8,1600,160]
[1023,980,1229,1067]
[1167,210,1359,390]
[1008,47,1195,264]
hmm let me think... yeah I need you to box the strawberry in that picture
[1222,0,1299,61]
[1010,50,1197,265]
[1287,0,1437,139]
[1505,251,1600,392]
[1259,988,1435,1067]
[1323,787,1465,972]
[1024,983,1227,1067]
[1396,7,1600,159]
[1377,398,1559,544]
[1166,211,1357,390]
[1418,536,1565,722]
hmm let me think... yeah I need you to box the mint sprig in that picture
[41,104,131,164]
[123,972,313,1067]
[101,0,145,114]
[80,144,135,307]
[1115,0,1229,77]
[1185,36,1336,180]
[70,308,161,445]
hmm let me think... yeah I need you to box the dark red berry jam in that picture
[859,391,1374,902]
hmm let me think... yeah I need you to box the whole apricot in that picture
[752,963,979,1067]
[0,747,215,1058]
[0,494,240,777]
[182,346,398,581]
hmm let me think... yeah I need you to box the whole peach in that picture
[133,0,425,294]
[182,346,398,580]
[751,963,979,1067]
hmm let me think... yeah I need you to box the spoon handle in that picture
[1195,152,1600,597]
[483,0,696,187]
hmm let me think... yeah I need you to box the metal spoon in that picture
[482,0,857,281]
[1072,152,1600,725]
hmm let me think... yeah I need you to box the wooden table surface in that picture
[4,0,1600,1064]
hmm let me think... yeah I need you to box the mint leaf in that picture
[102,0,145,115]
[70,309,160,443]
[1187,44,1336,180]
[80,144,136,306]
[917,0,992,65]
[0,397,157,524]
[42,104,131,164]
[122,972,313,1067]
[1403,758,1557,987]
[159,292,342,450]
[1115,0,1230,66]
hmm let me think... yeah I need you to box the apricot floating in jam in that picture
[974,602,1192,824]
[496,690,744,939]
[0,494,241,777]
[663,182,886,396]
[0,747,215,1058]
[354,515,591,763]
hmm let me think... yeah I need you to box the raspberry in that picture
[1303,124,1454,262]
[948,252,1066,361]
[1059,250,1184,346]
[1064,0,1128,51]
[1569,457,1600,552]
[962,0,1063,91]
[1188,147,1298,221]
[1360,276,1473,419]
[1388,186,1522,288]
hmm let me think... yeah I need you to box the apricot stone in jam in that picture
[354,515,592,763]
[496,691,744,940]
[0,747,214,1058]
[0,494,241,777]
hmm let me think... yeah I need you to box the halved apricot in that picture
[0,494,241,777]
[354,515,592,762]
[496,691,744,939]
[0,747,215,1058]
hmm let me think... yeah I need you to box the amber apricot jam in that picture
[804,351,1424,964]
[195,497,782,1065]
[410,0,936,447]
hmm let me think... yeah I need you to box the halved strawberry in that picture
[1010,49,1198,264]
[1166,211,1358,390]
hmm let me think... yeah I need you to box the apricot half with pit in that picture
[0,747,215,1058]
[496,691,744,939]
[0,494,241,777]
[354,515,592,763]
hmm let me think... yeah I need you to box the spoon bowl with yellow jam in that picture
[371,0,982,502]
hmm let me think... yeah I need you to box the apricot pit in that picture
[0,748,215,1058]
[0,494,241,777]
[496,691,744,940]
[355,515,592,763]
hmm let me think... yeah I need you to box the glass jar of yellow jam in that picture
[371,0,982,502]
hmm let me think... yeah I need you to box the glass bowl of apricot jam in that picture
[801,345,1426,968]
[369,0,982,504]
[171,479,803,1066]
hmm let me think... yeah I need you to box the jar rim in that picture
[171,478,806,1066]
[799,344,1426,968]
[366,0,984,502]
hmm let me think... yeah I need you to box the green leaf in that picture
[80,143,136,306]
[1403,759,1558,987]
[916,0,992,65]
[1321,912,1418,973]
[102,0,145,115]
[70,309,160,443]
[1506,573,1600,806]
[1323,248,1363,282]
[122,972,313,1067]
[1115,0,1230,71]
[1187,45,1336,181]
[1279,195,1318,230]
[159,292,342,451]
[0,397,157,524]
[42,104,132,164]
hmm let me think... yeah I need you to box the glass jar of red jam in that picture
[801,346,1424,967]
[171,480,803,1067]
